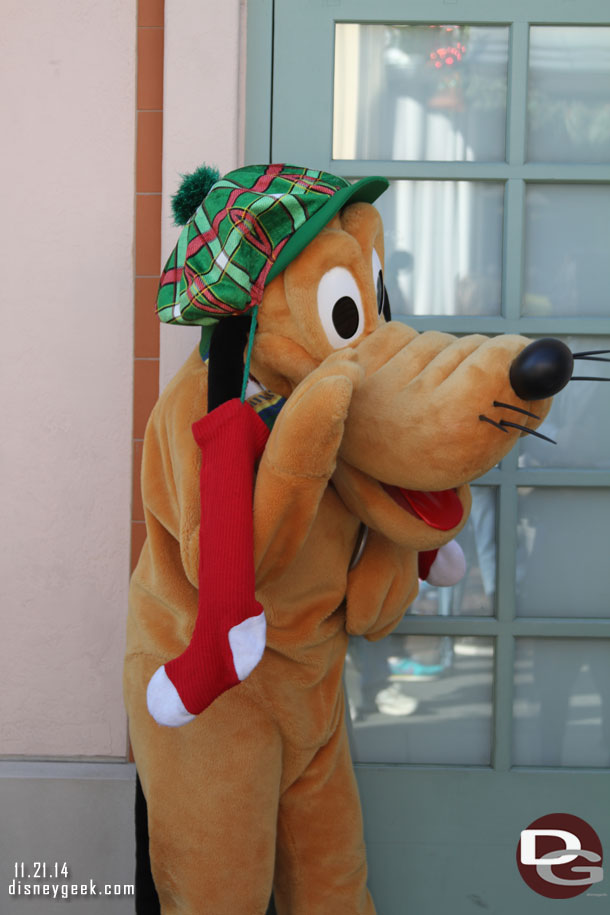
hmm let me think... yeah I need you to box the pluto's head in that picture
[160,164,586,551]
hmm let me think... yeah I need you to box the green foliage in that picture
[171,164,220,226]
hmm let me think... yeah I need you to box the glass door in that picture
[250,1,610,910]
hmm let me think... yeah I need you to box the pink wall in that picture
[1,0,137,756]
[1,0,246,759]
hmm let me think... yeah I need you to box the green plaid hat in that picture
[157,164,389,333]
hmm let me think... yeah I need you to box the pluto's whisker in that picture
[573,355,610,363]
[499,419,556,443]
[572,350,610,357]
[570,376,610,382]
[493,401,540,419]
[479,414,509,433]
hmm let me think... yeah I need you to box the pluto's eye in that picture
[316,267,364,349]
[372,248,384,315]
[372,247,392,322]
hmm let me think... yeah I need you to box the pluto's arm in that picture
[345,531,419,641]
[253,350,364,586]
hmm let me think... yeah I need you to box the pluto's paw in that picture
[426,540,466,587]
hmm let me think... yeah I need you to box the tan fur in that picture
[125,203,553,914]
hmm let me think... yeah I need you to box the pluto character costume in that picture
[124,164,582,914]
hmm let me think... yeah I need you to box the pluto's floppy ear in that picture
[207,314,252,411]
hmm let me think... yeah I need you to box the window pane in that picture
[377,180,503,316]
[519,336,610,469]
[523,184,610,317]
[346,635,493,764]
[334,24,509,162]
[528,27,610,163]
[408,487,496,617]
[513,638,610,767]
[516,488,610,618]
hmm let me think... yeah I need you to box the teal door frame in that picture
[245,2,610,911]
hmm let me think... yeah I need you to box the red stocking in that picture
[147,398,270,726]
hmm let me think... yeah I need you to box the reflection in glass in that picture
[333,24,509,161]
[408,487,496,618]
[528,27,610,163]
[523,185,610,317]
[519,336,610,469]
[513,639,610,767]
[376,181,503,316]
[516,488,610,618]
[346,635,494,764]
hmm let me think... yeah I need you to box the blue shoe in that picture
[389,658,444,680]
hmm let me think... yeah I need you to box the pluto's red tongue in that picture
[384,485,463,531]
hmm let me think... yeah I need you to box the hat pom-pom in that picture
[172,164,220,226]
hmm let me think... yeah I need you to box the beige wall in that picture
[160,0,247,389]
[1,0,137,756]
[1,0,245,760]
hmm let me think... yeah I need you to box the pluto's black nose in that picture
[509,338,574,401]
